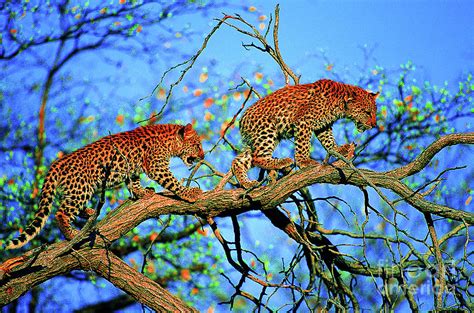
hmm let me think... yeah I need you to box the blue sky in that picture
[200,0,473,87]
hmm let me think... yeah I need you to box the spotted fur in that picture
[232,79,379,188]
[5,123,204,249]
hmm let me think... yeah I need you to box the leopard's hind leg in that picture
[56,189,93,240]
[56,199,80,240]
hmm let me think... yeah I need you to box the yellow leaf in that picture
[199,72,208,83]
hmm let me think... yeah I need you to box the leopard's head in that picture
[177,123,205,166]
[344,88,379,132]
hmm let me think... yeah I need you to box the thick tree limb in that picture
[0,244,196,311]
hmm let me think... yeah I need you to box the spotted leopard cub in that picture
[232,79,379,188]
[5,123,204,249]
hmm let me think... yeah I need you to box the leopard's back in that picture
[239,79,377,145]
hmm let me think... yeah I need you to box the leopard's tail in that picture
[4,168,58,250]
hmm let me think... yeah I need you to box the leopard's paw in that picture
[337,143,356,160]
[180,187,203,203]
[297,158,321,169]
[277,157,294,169]
[241,179,259,189]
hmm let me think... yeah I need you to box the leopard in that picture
[4,123,204,250]
[231,79,379,188]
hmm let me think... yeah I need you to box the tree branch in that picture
[1,133,472,307]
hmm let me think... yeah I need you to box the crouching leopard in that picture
[232,79,379,188]
[4,123,204,249]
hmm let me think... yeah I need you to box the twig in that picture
[138,16,235,124]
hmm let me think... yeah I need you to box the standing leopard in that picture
[4,123,204,250]
[232,79,379,188]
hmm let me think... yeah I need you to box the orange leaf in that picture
[116,114,124,125]
[197,228,208,236]
[156,88,166,100]
[326,64,334,71]
[31,187,39,199]
[119,0,126,4]
[191,288,199,295]
[233,92,241,101]
[466,195,472,206]
[150,232,159,241]
[148,111,157,125]
[193,89,203,97]
[404,95,413,103]
[181,269,191,281]
[10,29,17,35]
[204,111,213,121]
[248,6,257,12]
[136,25,143,33]
[207,306,215,313]
[146,263,155,273]
[132,235,140,242]
[204,97,213,108]
[243,89,251,98]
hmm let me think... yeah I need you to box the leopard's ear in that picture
[370,91,380,99]
[184,123,193,132]
[177,125,186,141]
[178,123,193,140]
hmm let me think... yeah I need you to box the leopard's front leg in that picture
[127,173,155,200]
[316,127,355,163]
[295,123,320,168]
[145,157,202,202]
